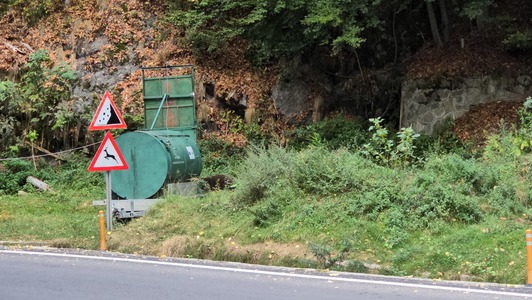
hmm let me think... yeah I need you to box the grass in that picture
[0,155,105,248]
[103,191,531,284]
[1,148,531,284]
[106,135,531,284]
[0,190,102,248]
[1,113,531,284]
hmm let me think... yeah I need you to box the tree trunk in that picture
[426,0,443,47]
[438,0,449,43]
[476,4,489,31]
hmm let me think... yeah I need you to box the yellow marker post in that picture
[527,230,532,285]
[99,210,107,251]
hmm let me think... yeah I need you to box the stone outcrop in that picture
[400,74,532,134]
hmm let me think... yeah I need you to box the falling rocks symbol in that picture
[100,105,120,125]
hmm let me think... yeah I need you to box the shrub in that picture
[231,145,294,207]
[0,160,31,194]
[292,147,361,195]
[198,133,246,175]
[1,50,83,154]
[406,184,482,226]
[287,113,367,150]
[362,117,420,167]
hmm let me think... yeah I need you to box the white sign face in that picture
[89,91,126,131]
[92,139,126,168]
[88,131,128,172]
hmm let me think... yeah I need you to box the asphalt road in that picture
[1,247,531,300]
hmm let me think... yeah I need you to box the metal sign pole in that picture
[104,170,113,232]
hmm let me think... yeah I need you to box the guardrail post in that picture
[99,210,107,251]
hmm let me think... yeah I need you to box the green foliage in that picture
[514,97,532,153]
[362,117,420,167]
[250,188,299,227]
[0,154,103,196]
[483,98,532,158]
[49,154,103,191]
[521,97,532,129]
[301,0,377,55]
[167,0,383,64]
[0,81,19,149]
[27,130,38,143]
[308,239,353,269]
[219,110,245,135]
[166,0,246,55]
[0,49,86,154]
[0,159,35,195]
[292,147,367,195]
[415,119,475,158]
[287,113,367,150]
[503,30,532,52]
[198,133,246,175]
[9,0,64,25]
[5,132,531,283]
[231,145,294,206]
[229,138,530,250]
[459,0,493,21]
[243,122,270,147]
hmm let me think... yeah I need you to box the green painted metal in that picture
[110,65,202,200]
[142,65,197,139]
[111,130,202,199]
[149,93,168,130]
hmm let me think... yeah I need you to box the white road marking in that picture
[1,249,531,298]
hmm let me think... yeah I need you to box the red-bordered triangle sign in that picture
[89,91,127,131]
[88,131,129,172]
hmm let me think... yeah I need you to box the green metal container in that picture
[111,130,202,199]
[142,65,197,140]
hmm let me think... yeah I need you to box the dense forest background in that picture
[0,0,531,156]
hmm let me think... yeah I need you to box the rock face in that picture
[400,74,532,134]
[271,58,333,123]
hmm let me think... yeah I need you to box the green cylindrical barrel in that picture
[111,130,202,199]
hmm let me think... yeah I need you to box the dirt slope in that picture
[0,0,280,145]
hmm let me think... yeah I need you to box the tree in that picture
[424,0,452,47]
[167,0,384,64]
[0,50,81,154]
[426,0,443,47]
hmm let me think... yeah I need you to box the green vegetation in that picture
[0,155,103,248]
[106,128,531,283]
[167,0,382,64]
[2,100,530,284]
[166,0,531,66]
[1,0,64,24]
[0,50,91,155]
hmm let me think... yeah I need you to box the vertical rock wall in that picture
[400,74,532,134]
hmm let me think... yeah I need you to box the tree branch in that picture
[2,40,25,54]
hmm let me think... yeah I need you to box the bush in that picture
[1,50,84,154]
[287,113,367,151]
[292,147,362,195]
[0,159,48,195]
[198,133,246,175]
[406,184,482,226]
[361,117,420,167]
[231,145,294,207]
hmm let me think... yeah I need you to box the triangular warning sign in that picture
[88,131,128,172]
[89,91,127,131]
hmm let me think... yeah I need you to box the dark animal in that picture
[202,174,234,190]
[103,147,118,163]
